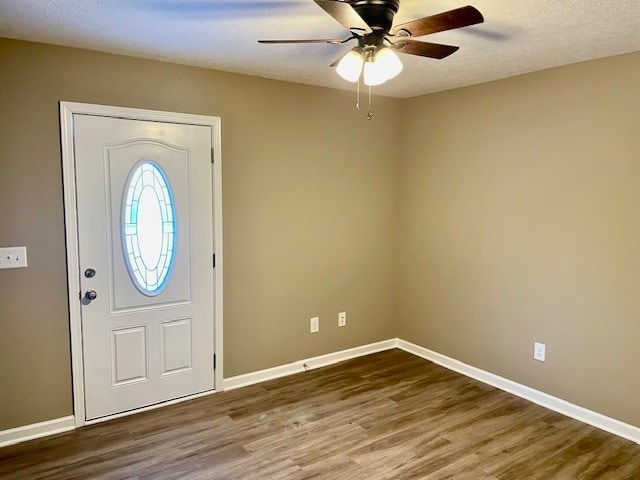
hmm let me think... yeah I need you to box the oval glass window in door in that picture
[122,161,176,295]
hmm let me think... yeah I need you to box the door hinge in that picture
[213,253,216,268]
[211,147,214,164]
[213,354,217,370]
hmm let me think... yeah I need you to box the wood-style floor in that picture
[2,349,640,479]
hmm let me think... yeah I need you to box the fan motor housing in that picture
[350,0,400,33]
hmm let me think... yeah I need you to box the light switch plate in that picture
[0,246,28,269]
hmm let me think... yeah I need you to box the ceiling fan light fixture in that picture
[260,3,485,99]
[363,46,402,86]
[375,46,403,80]
[336,47,365,83]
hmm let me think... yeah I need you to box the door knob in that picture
[84,290,98,301]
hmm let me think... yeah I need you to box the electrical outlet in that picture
[534,342,546,362]
[310,317,319,334]
[338,311,347,327]
[0,246,28,269]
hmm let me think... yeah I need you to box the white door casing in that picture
[60,103,223,425]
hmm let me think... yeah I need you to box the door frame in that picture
[60,102,223,427]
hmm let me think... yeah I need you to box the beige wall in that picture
[2,35,639,434]
[0,38,399,430]
[397,52,640,427]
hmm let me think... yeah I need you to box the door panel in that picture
[111,326,148,385]
[73,114,215,420]
[107,140,192,310]
[161,318,193,375]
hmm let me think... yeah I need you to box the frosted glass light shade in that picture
[336,48,364,83]
[363,60,386,86]
[363,47,403,86]
[376,47,403,80]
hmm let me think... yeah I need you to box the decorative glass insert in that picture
[122,161,176,295]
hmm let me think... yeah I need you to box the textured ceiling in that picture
[1,0,639,98]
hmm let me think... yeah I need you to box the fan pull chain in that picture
[367,84,373,120]
[356,77,360,110]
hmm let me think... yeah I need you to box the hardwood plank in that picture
[1,349,639,479]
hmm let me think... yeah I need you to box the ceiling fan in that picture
[259,0,484,87]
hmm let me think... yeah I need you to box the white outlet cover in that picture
[0,246,28,269]
[338,312,346,327]
[310,317,319,334]
[534,342,546,362]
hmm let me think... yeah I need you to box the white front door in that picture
[73,113,216,420]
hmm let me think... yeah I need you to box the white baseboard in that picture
[396,338,640,445]
[5,339,638,449]
[223,339,397,391]
[0,415,75,448]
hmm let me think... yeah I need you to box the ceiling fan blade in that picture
[258,39,345,44]
[392,6,484,37]
[391,39,459,59]
[314,0,372,34]
[329,54,343,67]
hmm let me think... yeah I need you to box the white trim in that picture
[0,416,75,448]
[5,339,639,448]
[60,102,86,427]
[60,102,223,427]
[397,338,640,445]
[223,339,397,390]
[212,116,224,391]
